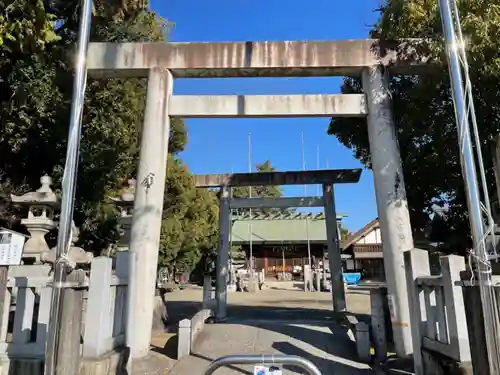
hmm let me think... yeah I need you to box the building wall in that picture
[243,244,325,278]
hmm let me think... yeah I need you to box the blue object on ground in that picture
[343,273,361,285]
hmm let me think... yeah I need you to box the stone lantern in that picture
[10,175,59,264]
[109,179,135,252]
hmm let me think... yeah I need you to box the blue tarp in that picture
[343,273,361,285]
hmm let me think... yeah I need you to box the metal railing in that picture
[202,355,322,375]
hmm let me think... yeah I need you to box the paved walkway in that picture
[169,320,372,374]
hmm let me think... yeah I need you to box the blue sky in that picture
[149,0,382,231]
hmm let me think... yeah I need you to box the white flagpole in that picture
[248,133,254,281]
[316,145,320,196]
[301,133,312,268]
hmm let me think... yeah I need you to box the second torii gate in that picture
[194,168,362,319]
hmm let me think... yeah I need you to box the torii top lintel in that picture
[86,39,430,78]
[194,169,362,188]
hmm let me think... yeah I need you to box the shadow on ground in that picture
[164,298,370,323]
[152,300,374,374]
[267,282,305,291]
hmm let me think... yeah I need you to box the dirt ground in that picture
[167,282,372,317]
[151,284,415,374]
[150,283,373,367]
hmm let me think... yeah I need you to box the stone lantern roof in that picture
[10,175,59,208]
[109,179,135,216]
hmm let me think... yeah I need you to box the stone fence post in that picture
[83,257,113,358]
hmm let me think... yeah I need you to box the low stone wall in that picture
[79,347,174,375]
[0,359,43,375]
[422,349,473,375]
[0,292,169,375]
[343,314,371,363]
[177,309,214,359]
[0,353,124,375]
[80,350,124,375]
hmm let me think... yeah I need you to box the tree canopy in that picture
[328,0,500,251]
[0,0,218,270]
[232,160,284,214]
[158,157,218,273]
[338,222,349,242]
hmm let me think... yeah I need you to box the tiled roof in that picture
[230,213,345,244]
[341,218,379,249]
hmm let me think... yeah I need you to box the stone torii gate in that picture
[194,168,362,320]
[87,39,425,359]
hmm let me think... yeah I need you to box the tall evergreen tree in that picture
[0,0,218,267]
[328,0,500,252]
[232,160,284,214]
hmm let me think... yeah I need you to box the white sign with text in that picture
[0,230,25,266]
[254,365,283,375]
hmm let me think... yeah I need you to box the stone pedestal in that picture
[40,222,93,267]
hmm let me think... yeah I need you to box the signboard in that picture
[0,229,25,266]
[266,265,292,273]
[254,365,282,375]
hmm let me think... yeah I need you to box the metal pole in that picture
[438,0,500,372]
[282,248,286,279]
[448,0,496,243]
[301,133,312,268]
[229,205,233,284]
[316,145,320,196]
[229,167,234,285]
[45,0,92,374]
[324,158,329,280]
[248,133,254,282]
[202,355,322,375]
[438,0,491,253]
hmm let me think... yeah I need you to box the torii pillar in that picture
[322,183,346,313]
[126,68,173,359]
[363,65,414,356]
[216,186,231,320]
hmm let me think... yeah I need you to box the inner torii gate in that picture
[87,39,423,358]
[194,168,362,319]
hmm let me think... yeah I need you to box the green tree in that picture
[158,157,218,274]
[0,0,171,247]
[0,0,218,266]
[0,1,59,52]
[328,0,500,251]
[232,160,284,214]
[338,222,350,242]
